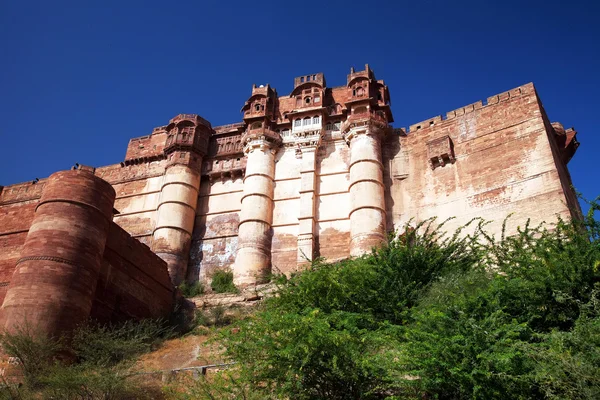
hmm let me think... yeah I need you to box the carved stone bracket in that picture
[427,136,455,169]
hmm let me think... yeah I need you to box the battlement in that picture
[0,179,47,206]
[214,122,244,132]
[347,64,376,85]
[169,114,212,129]
[251,83,275,98]
[408,83,535,133]
[294,72,326,88]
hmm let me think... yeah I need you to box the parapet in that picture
[347,64,376,86]
[294,72,326,88]
[408,83,536,133]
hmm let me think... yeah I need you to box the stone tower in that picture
[152,114,211,285]
[233,84,281,285]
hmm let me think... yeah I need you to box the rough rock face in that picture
[0,65,581,333]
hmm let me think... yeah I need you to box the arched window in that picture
[326,123,332,131]
[282,129,290,137]
[303,117,311,126]
[294,119,301,127]
[313,116,320,124]
[251,121,263,129]
[255,104,261,112]
[304,96,312,104]
[356,87,364,96]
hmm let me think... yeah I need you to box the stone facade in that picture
[0,65,581,311]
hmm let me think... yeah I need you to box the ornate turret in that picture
[163,114,212,170]
[342,65,392,256]
[232,86,284,286]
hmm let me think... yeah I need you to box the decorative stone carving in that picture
[427,136,455,169]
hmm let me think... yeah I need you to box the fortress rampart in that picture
[0,66,581,337]
[0,168,174,337]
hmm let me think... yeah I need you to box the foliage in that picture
[0,322,64,389]
[211,270,238,294]
[71,318,173,366]
[178,280,205,298]
[215,200,600,399]
[0,318,173,399]
[163,369,271,400]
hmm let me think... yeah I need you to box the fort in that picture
[0,65,580,337]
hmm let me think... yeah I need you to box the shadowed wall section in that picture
[0,169,174,338]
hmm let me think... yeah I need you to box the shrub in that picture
[400,213,600,398]
[71,319,173,366]
[178,281,205,298]
[0,322,64,388]
[211,270,238,294]
[0,318,173,399]
[216,202,600,399]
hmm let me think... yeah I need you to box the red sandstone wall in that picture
[92,222,174,322]
[385,83,577,238]
[0,172,174,326]
[124,130,168,161]
[0,183,43,304]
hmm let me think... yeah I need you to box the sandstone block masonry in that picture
[0,168,174,338]
[0,65,581,301]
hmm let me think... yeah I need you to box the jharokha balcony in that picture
[164,126,211,155]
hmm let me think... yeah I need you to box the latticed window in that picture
[303,117,311,126]
[294,119,301,127]
[313,116,320,124]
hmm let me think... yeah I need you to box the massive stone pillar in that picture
[152,114,211,286]
[343,115,388,256]
[0,168,115,337]
[233,129,281,286]
[153,164,201,286]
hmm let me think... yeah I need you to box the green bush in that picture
[215,200,600,399]
[71,319,173,366]
[178,280,205,297]
[0,318,173,399]
[211,270,238,294]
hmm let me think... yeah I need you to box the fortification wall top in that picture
[125,131,168,161]
[0,179,47,206]
[407,83,535,133]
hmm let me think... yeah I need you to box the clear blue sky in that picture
[1,0,598,212]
